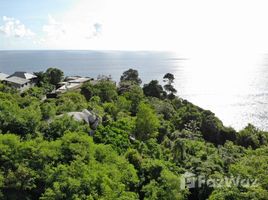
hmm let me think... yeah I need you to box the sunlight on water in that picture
[174,51,268,131]
[0,50,267,131]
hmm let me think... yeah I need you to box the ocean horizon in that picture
[0,50,267,131]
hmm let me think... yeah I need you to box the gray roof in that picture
[0,73,9,81]
[69,77,91,84]
[5,76,30,85]
[8,71,37,80]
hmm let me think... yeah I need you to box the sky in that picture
[1,0,268,57]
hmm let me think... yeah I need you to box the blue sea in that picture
[0,50,268,131]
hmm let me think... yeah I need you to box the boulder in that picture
[66,109,101,130]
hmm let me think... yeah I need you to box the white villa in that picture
[55,76,92,94]
[3,72,37,92]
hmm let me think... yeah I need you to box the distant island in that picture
[0,67,267,199]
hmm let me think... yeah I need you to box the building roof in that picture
[5,76,30,85]
[8,72,37,80]
[68,77,91,84]
[55,83,81,93]
[65,76,82,81]
[0,73,9,81]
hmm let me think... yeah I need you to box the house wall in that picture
[2,75,37,92]
[4,80,35,92]
[20,82,34,92]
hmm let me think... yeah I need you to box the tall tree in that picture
[81,80,118,102]
[143,80,166,99]
[163,73,177,99]
[120,69,142,85]
[45,68,64,86]
[135,103,160,140]
[123,85,144,115]
[163,73,175,84]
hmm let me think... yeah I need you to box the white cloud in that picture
[40,14,102,48]
[0,16,35,38]
[42,15,66,39]
[93,23,102,36]
[86,23,102,39]
[17,0,268,53]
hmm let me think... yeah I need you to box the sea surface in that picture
[0,50,267,131]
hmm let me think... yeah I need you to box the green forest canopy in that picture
[0,68,267,200]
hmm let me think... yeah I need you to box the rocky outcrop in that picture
[66,109,101,130]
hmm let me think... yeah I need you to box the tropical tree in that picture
[45,68,64,86]
[123,85,144,115]
[81,80,118,102]
[163,73,177,99]
[135,103,160,140]
[143,80,166,99]
[120,68,142,85]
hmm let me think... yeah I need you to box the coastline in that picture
[1,50,267,131]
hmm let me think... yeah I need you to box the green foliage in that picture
[103,102,119,119]
[40,101,57,120]
[141,138,162,159]
[0,132,139,200]
[135,103,160,141]
[172,103,202,131]
[120,68,142,85]
[96,80,118,102]
[172,138,186,163]
[94,117,135,154]
[218,141,246,168]
[81,80,118,102]
[229,147,268,190]
[139,159,187,200]
[80,81,97,101]
[87,96,105,117]
[56,92,88,114]
[116,96,131,113]
[200,110,237,145]
[163,73,177,99]
[158,119,175,143]
[0,83,17,93]
[208,187,244,200]
[1,68,268,200]
[210,147,268,199]
[22,86,46,100]
[150,98,176,120]
[142,169,186,200]
[34,68,64,92]
[171,139,224,176]
[237,124,268,149]
[44,68,64,86]
[102,97,131,120]
[0,97,41,137]
[123,85,144,115]
[143,80,167,99]
[40,115,90,140]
